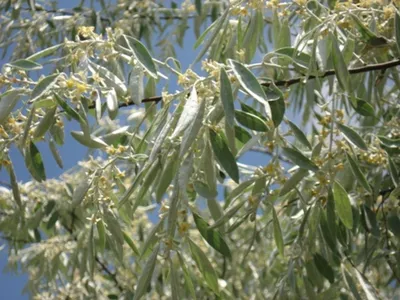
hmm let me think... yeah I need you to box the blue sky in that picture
[0,1,274,298]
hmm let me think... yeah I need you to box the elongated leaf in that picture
[210,199,246,229]
[220,68,235,128]
[171,87,200,139]
[314,253,334,283]
[123,35,158,79]
[229,60,268,110]
[106,88,118,120]
[396,11,400,54]
[330,32,350,91]
[123,231,140,256]
[235,125,251,144]
[71,131,108,148]
[288,120,312,150]
[188,238,219,295]
[193,181,217,199]
[280,168,309,196]
[333,181,353,229]
[89,62,127,96]
[281,147,319,172]
[388,156,399,187]
[49,139,63,169]
[7,160,22,208]
[346,153,371,193]
[26,44,62,61]
[338,123,368,151]
[351,99,374,117]
[155,149,180,202]
[0,89,23,125]
[30,74,60,102]
[194,7,229,63]
[209,129,239,183]
[133,245,159,300]
[71,179,90,207]
[177,252,197,300]
[34,106,57,139]
[25,142,46,182]
[128,65,144,105]
[268,96,285,127]
[193,213,231,258]
[7,59,42,70]
[97,219,106,252]
[272,208,284,256]
[235,110,268,132]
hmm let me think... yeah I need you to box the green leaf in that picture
[33,106,57,139]
[54,93,86,126]
[193,181,217,199]
[279,168,309,196]
[396,11,400,54]
[388,215,400,238]
[235,110,268,132]
[71,179,90,207]
[25,142,46,182]
[313,253,335,283]
[388,156,399,187]
[155,149,180,202]
[346,153,371,193]
[26,44,62,61]
[209,199,246,229]
[209,129,239,183]
[220,68,235,128]
[193,213,231,258]
[49,139,63,169]
[71,131,108,148]
[351,99,375,117]
[272,208,284,256]
[7,59,42,70]
[7,160,22,209]
[106,88,118,120]
[97,219,106,252]
[187,238,219,296]
[234,125,252,144]
[123,35,158,79]
[330,32,350,92]
[337,123,368,151]
[177,252,197,300]
[281,147,319,172]
[288,120,312,150]
[333,181,353,229]
[133,245,159,300]
[123,231,140,256]
[0,89,23,125]
[229,60,269,112]
[30,74,60,102]
[268,96,285,127]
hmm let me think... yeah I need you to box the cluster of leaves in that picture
[0,0,400,299]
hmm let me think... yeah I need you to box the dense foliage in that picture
[0,0,399,299]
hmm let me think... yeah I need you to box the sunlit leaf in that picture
[338,123,368,151]
[333,181,353,229]
[272,207,284,256]
[346,153,371,193]
[25,142,46,182]
[235,110,268,132]
[7,59,42,70]
[281,147,318,172]
[106,88,118,120]
[220,68,235,128]
[288,120,312,150]
[30,74,60,102]
[133,245,159,300]
[280,168,309,196]
[330,32,350,92]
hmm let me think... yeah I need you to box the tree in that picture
[0,0,399,298]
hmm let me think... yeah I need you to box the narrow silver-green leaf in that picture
[123,231,140,256]
[396,11,400,54]
[220,68,235,128]
[235,110,268,132]
[106,88,118,120]
[7,160,22,209]
[193,213,231,258]
[30,74,60,102]
[229,59,268,109]
[346,153,371,193]
[71,131,108,148]
[209,129,239,183]
[34,106,57,139]
[288,120,312,150]
[25,142,46,182]
[133,244,160,300]
[0,89,23,125]
[49,139,63,169]
[188,238,219,296]
[280,168,309,196]
[337,123,368,151]
[89,62,127,96]
[97,219,106,253]
[209,199,246,229]
[330,32,350,91]
[177,252,197,300]
[272,207,284,256]
[333,181,353,229]
[71,179,90,207]
[7,59,42,70]
[193,181,218,199]
[123,35,158,79]
[26,44,62,61]
[281,147,319,172]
